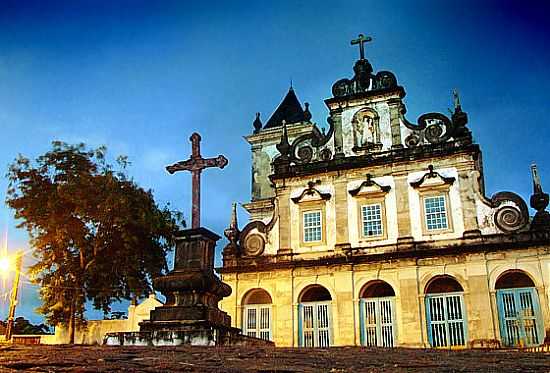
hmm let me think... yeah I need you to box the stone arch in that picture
[294,280,336,304]
[495,270,536,290]
[420,270,468,294]
[299,284,332,303]
[354,275,399,300]
[359,280,396,298]
[425,275,464,294]
[242,288,273,305]
[489,265,541,291]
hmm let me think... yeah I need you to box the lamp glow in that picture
[0,257,11,273]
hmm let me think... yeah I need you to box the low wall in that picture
[44,320,130,345]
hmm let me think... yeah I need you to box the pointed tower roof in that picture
[263,88,307,129]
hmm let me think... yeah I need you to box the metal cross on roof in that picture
[351,34,372,60]
[166,132,228,229]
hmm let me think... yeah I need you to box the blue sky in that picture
[0,0,549,323]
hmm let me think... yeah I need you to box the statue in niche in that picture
[352,109,381,150]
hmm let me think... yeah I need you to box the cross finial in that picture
[351,34,372,60]
[166,132,228,229]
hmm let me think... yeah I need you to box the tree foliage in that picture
[0,317,51,335]
[6,142,182,339]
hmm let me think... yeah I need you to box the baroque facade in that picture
[219,40,550,348]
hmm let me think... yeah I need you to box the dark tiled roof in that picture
[263,88,306,129]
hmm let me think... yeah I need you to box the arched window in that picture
[242,289,272,341]
[359,280,396,347]
[425,276,467,348]
[495,271,543,347]
[298,285,332,347]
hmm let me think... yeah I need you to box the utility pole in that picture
[5,251,22,341]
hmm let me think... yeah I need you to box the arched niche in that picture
[425,275,464,294]
[359,280,395,298]
[242,288,273,305]
[495,270,535,290]
[299,284,332,303]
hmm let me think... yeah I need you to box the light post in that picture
[1,251,23,341]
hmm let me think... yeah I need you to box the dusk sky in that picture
[1,0,549,323]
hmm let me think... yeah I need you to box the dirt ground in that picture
[0,344,548,372]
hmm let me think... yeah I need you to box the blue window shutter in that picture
[496,290,509,346]
[297,304,303,347]
[359,299,365,346]
[530,288,544,345]
[425,296,433,347]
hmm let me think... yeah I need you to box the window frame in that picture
[355,194,387,242]
[419,188,453,235]
[359,201,386,239]
[299,201,327,246]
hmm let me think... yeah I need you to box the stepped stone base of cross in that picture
[142,227,232,329]
[104,133,273,347]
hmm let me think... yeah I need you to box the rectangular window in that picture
[303,210,322,242]
[361,204,383,237]
[424,195,448,231]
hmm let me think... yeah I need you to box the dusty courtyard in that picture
[0,345,549,372]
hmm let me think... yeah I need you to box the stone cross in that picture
[166,132,228,229]
[351,34,372,60]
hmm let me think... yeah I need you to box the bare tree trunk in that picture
[68,296,76,344]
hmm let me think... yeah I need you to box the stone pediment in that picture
[410,165,455,189]
[349,174,391,196]
[291,181,331,203]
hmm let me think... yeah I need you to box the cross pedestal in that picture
[104,133,272,347]
[140,227,232,332]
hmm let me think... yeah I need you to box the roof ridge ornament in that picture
[410,165,456,188]
[253,112,262,134]
[529,163,550,231]
[224,202,240,251]
[291,180,331,203]
[453,88,462,113]
[349,173,391,196]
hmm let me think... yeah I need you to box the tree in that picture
[6,142,182,343]
[9,317,51,335]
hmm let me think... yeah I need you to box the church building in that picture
[219,35,550,348]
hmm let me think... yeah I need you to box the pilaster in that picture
[394,175,414,247]
[334,177,350,249]
[277,187,292,252]
[458,170,481,237]
[388,99,403,148]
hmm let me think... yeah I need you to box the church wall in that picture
[220,247,550,347]
[272,151,478,258]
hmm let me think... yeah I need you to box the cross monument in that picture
[166,132,228,229]
[351,34,372,60]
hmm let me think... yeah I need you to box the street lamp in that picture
[1,251,23,341]
[0,257,10,273]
